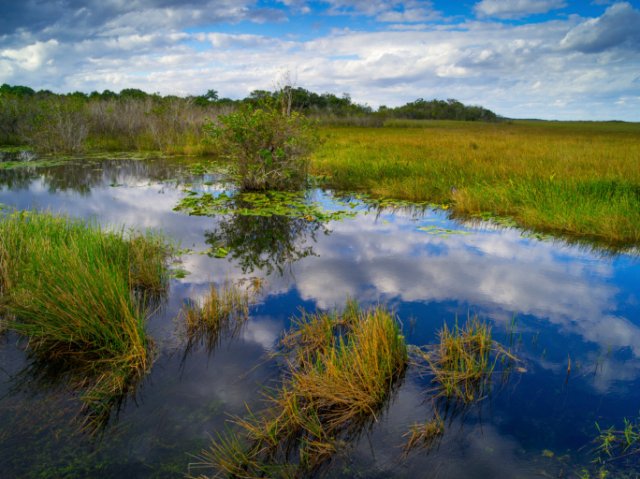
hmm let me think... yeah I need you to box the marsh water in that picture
[1,157,639,478]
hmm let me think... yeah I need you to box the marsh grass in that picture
[313,121,640,247]
[417,316,517,403]
[195,301,408,478]
[0,210,170,430]
[181,280,256,353]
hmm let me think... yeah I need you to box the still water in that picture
[0,157,639,478]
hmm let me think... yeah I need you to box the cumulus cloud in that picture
[0,0,283,41]
[0,1,638,120]
[0,39,58,71]
[560,2,640,53]
[474,0,567,19]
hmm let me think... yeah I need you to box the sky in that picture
[0,0,639,120]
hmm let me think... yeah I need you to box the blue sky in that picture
[1,0,639,120]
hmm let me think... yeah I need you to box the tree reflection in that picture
[204,211,325,275]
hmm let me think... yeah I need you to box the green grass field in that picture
[312,120,640,248]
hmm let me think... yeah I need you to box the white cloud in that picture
[0,39,58,71]
[560,2,640,53]
[475,0,567,19]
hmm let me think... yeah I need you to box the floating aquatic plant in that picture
[175,190,356,222]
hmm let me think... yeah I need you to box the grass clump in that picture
[417,316,516,403]
[195,301,408,478]
[181,279,260,352]
[0,210,170,429]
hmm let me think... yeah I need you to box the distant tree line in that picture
[0,83,499,154]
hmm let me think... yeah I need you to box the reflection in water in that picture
[7,345,144,434]
[0,157,639,478]
[0,157,194,194]
[204,213,323,275]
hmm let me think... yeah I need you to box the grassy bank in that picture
[0,210,170,428]
[312,121,640,248]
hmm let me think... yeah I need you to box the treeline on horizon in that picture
[0,83,498,154]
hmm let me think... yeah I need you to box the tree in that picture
[205,91,319,191]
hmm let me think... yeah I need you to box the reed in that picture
[196,302,408,477]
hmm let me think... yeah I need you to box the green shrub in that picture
[205,97,319,191]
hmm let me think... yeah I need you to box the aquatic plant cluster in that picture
[191,301,519,478]
[0,210,171,429]
[175,190,356,222]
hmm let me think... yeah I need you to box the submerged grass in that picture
[417,316,516,403]
[195,301,408,478]
[403,413,445,456]
[312,121,640,248]
[0,210,170,429]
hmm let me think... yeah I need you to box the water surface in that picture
[1,158,639,478]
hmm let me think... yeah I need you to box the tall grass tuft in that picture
[0,210,170,429]
[195,301,408,477]
[418,316,516,403]
[180,280,256,353]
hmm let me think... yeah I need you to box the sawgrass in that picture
[195,301,408,477]
[0,210,170,429]
[312,121,640,248]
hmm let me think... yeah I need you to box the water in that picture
[1,157,639,478]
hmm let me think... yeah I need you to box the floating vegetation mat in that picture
[193,301,408,478]
[417,225,472,237]
[175,190,357,222]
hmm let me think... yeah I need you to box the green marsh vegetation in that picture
[195,301,408,478]
[0,210,171,430]
[312,121,640,248]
